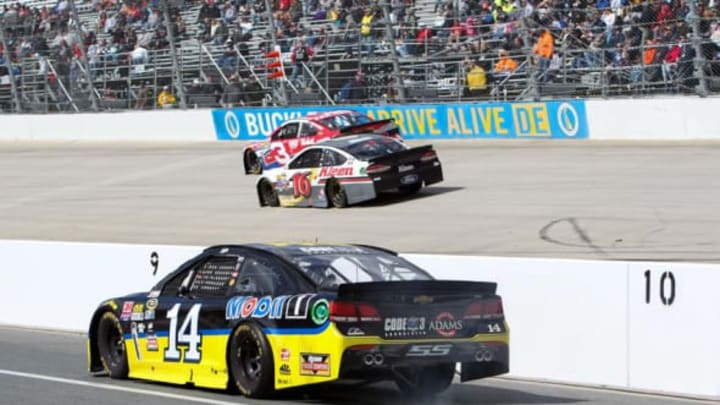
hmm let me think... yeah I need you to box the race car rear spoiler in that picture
[337,280,498,301]
[339,119,398,136]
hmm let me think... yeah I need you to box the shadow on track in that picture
[354,186,465,208]
[281,380,585,404]
[119,377,584,405]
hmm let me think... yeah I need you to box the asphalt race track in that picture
[2,140,720,404]
[1,140,720,261]
[0,326,713,405]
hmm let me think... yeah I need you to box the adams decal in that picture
[429,312,463,337]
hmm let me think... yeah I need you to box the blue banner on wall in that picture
[211,100,588,140]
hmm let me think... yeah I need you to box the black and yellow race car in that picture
[87,244,509,398]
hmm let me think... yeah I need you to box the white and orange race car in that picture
[255,134,443,208]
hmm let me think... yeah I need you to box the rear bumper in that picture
[372,161,444,193]
[339,338,508,381]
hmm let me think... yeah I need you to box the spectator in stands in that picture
[290,38,314,86]
[337,70,366,102]
[464,58,488,98]
[219,40,238,70]
[494,49,518,73]
[186,78,205,98]
[212,19,229,45]
[145,8,160,30]
[238,15,253,36]
[360,8,375,56]
[643,38,661,81]
[174,14,187,39]
[197,0,220,23]
[157,85,176,108]
[222,73,246,107]
[135,81,151,109]
[131,43,149,65]
[416,22,433,56]
[534,28,554,82]
[223,1,236,24]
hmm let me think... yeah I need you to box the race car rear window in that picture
[340,137,406,161]
[292,253,431,289]
[318,113,372,129]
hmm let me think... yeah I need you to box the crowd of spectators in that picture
[2,0,719,110]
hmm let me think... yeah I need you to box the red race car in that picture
[243,110,401,174]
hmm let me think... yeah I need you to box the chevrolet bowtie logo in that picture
[413,295,434,304]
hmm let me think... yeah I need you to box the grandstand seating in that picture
[1,0,718,112]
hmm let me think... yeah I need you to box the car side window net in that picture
[188,256,243,297]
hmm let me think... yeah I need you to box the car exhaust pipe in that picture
[363,354,375,366]
[373,353,384,365]
[475,350,493,362]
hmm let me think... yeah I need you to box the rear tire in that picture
[245,151,262,175]
[228,323,274,398]
[258,179,279,207]
[96,312,129,378]
[326,179,348,208]
[394,363,455,398]
[399,182,422,195]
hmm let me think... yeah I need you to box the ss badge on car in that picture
[405,344,452,357]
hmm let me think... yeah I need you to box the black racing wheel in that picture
[228,323,274,398]
[326,179,348,208]
[258,179,279,207]
[394,363,455,398]
[96,312,129,378]
[245,151,263,175]
[399,182,422,195]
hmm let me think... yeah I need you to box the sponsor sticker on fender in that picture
[146,334,158,351]
[300,353,330,377]
[319,166,353,177]
[225,294,316,321]
[131,303,145,321]
[120,301,134,321]
[280,348,290,362]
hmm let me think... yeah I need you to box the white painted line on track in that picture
[0,369,247,405]
[490,377,720,403]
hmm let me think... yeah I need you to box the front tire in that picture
[258,179,279,207]
[326,179,348,208]
[394,363,455,398]
[228,323,274,398]
[245,151,262,175]
[96,312,129,378]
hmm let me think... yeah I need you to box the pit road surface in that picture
[1,140,719,262]
[0,326,713,405]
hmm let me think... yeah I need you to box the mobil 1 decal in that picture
[225,294,329,324]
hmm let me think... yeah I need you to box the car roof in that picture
[204,243,397,261]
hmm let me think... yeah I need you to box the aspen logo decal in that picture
[300,353,330,377]
[319,166,353,177]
